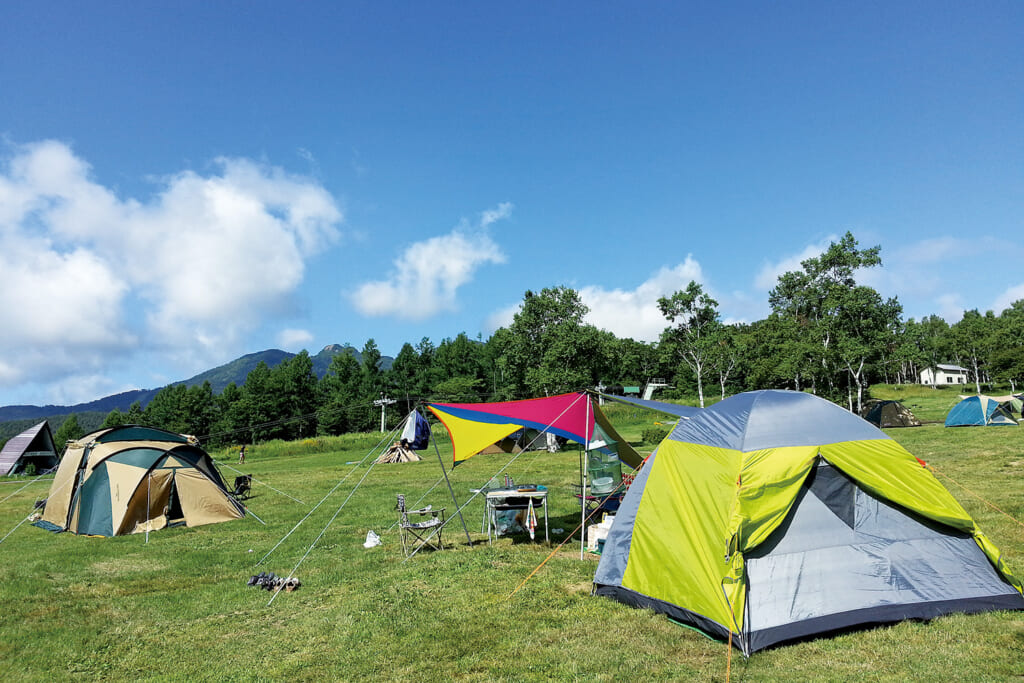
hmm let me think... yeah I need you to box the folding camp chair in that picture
[396,493,445,557]
[232,475,252,501]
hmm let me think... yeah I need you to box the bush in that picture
[642,426,670,445]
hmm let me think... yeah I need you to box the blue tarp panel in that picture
[599,394,701,419]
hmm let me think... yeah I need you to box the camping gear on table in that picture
[594,390,1024,654]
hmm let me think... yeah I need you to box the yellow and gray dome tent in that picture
[37,425,244,536]
[594,390,1024,653]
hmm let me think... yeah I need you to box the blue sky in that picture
[1,2,1022,406]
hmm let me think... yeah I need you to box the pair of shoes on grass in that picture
[246,572,300,592]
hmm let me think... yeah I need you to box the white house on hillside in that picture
[920,364,969,386]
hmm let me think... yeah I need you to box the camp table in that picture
[484,487,548,544]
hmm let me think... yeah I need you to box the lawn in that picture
[1,403,1023,682]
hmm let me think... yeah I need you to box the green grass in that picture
[2,405,1024,681]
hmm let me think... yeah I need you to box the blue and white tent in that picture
[945,395,1018,427]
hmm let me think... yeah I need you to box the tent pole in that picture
[428,409,473,546]
[145,472,151,545]
[580,394,591,560]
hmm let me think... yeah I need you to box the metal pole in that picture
[580,393,592,560]
[428,408,473,546]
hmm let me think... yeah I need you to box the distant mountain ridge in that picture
[0,344,393,426]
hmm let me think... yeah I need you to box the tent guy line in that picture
[212,458,307,506]
[267,452,383,607]
[0,471,51,506]
[927,463,1024,532]
[255,422,400,567]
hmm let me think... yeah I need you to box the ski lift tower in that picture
[374,393,397,432]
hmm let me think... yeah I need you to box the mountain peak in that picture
[320,344,347,354]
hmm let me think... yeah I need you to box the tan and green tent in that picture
[594,390,1024,653]
[37,425,244,536]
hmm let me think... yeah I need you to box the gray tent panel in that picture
[743,462,1024,651]
[669,390,888,451]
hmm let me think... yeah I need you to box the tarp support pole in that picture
[580,395,591,560]
[429,408,473,546]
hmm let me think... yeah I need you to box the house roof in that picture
[936,364,968,372]
[0,421,58,475]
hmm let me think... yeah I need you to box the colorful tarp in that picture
[428,393,642,468]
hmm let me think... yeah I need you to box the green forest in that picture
[54,232,1024,447]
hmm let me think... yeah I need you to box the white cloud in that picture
[480,202,513,227]
[753,236,838,291]
[351,205,509,320]
[0,139,343,398]
[483,258,708,341]
[484,303,521,335]
[936,294,965,323]
[579,258,705,342]
[992,283,1024,314]
[277,328,314,350]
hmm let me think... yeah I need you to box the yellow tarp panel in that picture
[173,469,244,527]
[428,406,523,465]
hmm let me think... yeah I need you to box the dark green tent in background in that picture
[861,400,921,428]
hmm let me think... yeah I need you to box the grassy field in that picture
[1,403,1023,681]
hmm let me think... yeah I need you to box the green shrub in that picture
[642,425,670,445]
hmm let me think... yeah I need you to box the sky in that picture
[1,2,1022,407]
